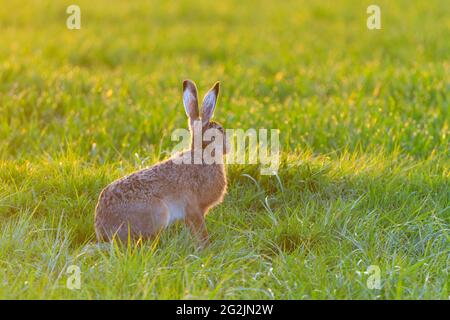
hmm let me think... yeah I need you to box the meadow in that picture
[0,0,448,299]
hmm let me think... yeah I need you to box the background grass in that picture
[0,0,448,299]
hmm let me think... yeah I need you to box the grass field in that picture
[0,0,449,299]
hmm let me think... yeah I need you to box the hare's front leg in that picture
[185,205,210,244]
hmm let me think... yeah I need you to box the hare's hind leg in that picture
[185,204,210,244]
[96,198,169,243]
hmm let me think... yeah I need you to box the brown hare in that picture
[94,80,227,244]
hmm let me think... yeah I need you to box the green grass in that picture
[0,0,449,299]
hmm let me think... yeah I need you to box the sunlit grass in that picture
[0,0,448,299]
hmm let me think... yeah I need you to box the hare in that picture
[94,80,227,244]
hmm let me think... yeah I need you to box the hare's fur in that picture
[94,80,227,243]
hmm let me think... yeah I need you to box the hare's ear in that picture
[201,81,220,126]
[183,79,199,124]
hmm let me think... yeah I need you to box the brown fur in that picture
[94,80,227,244]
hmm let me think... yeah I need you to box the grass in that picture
[0,0,448,299]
